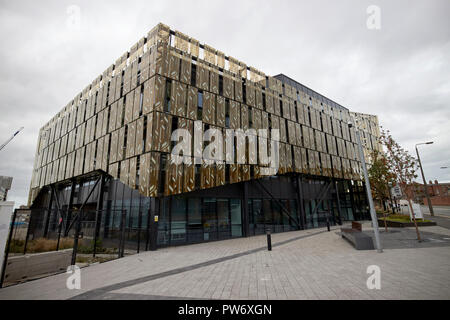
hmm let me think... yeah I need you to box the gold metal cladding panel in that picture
[300,147,308,174]
[255,87,263,110]
[282,98,290,120]
[287,120,296,145]
[246,84,255,108]
[154,75,166,112]
[102,134,110,171]
[254,109,262,130]
[132,88,141,121]
[124,90,134,125]
[142,77,154,114]
[294,123,302,147]
[285,144,293,173]
[333,155,343,179]
[293,146,301,172]
[289,101,296,121]
[65,152,74,179]
[96,137,104,170]
[315,130,322,152]
[196,64,209,91]
[84,142,91,174]
[99,109,107,137]
[223,74,234,100]
[230,164,239,184]
[183,159,195,193]
[117,126,125,161]
[129,156,137,189]
[138,153,149,195]
[58,156,66,181]
[216,96,225,127]
[308,127,315,150]
[110,130,118,164]
[108,102,117,133]
[60,135,67,157]
[210,70,219,94]
[216,163,225,187]
[230,101,240,129]
[186,85,198,120]
[123,66,132,95]
[131,60,139,89]
[114,71,122,102]
[203,92,215,125]
[274,97,281,116]
[170,81,187,117]
[265,91,274,114]
[109,161,118,179]
[147,152,161,197]
[241,164,250,181]
[180,56,191,85]
[120,159,129,185]
[278,143,286,174]
[156,43,170,78]
[145,112,154,152]
[126,121,136,158]
[240,105,248,130]
[116,98,124,129]
[140,51,150,83]
[168,51,180,81]
[135,117,144,155]
[234,80,243,103]
[279,119,287,143]
[166,160,177,195]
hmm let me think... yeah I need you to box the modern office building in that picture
[27,23,382,251]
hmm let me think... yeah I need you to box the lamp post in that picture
[349,122,382,253]
[415,142,434,216]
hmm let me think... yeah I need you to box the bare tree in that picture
[379,128,421,241]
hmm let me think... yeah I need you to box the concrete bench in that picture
[340,222,374,250]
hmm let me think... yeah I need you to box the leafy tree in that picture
[368,149,396,231]
[379,128,421,240]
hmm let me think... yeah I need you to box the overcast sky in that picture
[0,0,449,207]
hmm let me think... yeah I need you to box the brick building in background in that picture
[406,180,450,206]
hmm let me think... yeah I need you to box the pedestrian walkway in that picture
[1,223,449,300]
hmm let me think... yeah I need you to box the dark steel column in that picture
[93,174,105,257]
[43,188,54,238]
[242,181,250,237]
[64,180,77,237]
[334,180,343,225]
[296,175,306,230]
[148,197,159,251]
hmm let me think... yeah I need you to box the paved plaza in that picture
[1,221,450,300]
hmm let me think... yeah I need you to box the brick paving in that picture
[0,222,449,300]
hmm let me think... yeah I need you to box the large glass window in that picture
[253,199,265,235]
[171,197,187,244]
[187,198,202,243]
[157,198,170,245]
[230,199,242,237]
[217,199,230,239]
[202,198,217,241]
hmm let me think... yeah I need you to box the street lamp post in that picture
[349,122,382,253]
[415,142,434,216]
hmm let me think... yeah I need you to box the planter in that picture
[377,219,437,228]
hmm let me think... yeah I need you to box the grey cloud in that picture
[1,0,449,207]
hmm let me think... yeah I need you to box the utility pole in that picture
[0,127,24,152]
[349,122,382,253]
[415,142,434,216]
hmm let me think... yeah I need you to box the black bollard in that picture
[266,229,272,251]
[326,214,330,232]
